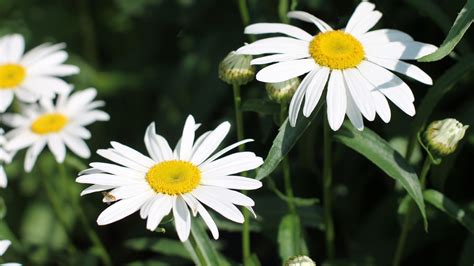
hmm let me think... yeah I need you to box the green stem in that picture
[40,168,76,254]
[232,84,251,264]
[188,232,207,265]
[392,157,432,266]
[58,163,112,266]
[405,133,417,163]
[323,119,335,259]
[278,0,289,23]
[237,0,250,26]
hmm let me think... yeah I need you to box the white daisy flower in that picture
[237,1,437,131]
[76,115,263,241]
[0,129,12,188]
[0,239,21,266]
[3,88,109,172]
[0,34,79,112]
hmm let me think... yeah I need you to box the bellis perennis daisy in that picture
[76,115,263,241]
[0,34,79,112]
[237,1,437,131]
[3,88,109,172]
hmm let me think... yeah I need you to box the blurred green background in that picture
[0,0,473,265]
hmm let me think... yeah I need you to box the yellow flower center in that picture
[309,30,365,70]
[31,113,69,134]
[0,64,26,89]
[146,160,201,195]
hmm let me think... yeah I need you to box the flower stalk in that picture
[323,117,335,259]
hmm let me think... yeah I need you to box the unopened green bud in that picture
[423,118,469,157]
[218,51,255,86]
[284,255,316,266]
[265,78,300,104]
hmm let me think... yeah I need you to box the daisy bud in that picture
[218,51,255,85]
[284,255,316,266]
[423,118,469,157]
[265,78,300,104]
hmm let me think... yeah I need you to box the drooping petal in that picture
[146,195,173,231]
[192,187,244,223]
[342,68,376,121]
[345,93,364,131]
[24,139,46,172]
[303,67,330,117]
[366,56,432,85]
[47,134,66,163]
[287,11,333,32]
[173,196,191,242]
[326,70,347,131]
[97,192,153,225]
[288,68,318,126]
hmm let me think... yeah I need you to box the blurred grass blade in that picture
[184,222,222,266]
[268,179,319,206]
[334,122,427,228]
[256,103,323,180]
[424,189,474,233]
[418,0,474,62]
[278,214,305,262]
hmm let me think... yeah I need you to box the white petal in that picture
[366,56,432,85]
[302,67,330,117]
[0,240,11,256]
[14,87,38,103]
[63,88,97,114]
[256,58,316,83]
[198,186,255,206]
[200,139,254,166]
[201,152,263,178]
[178,115,196,161]
[24,139,46,172]
[146,195,173,231]
[342,68,376,121]
[64,125,91,139]
[251,53,310,65]
[0,90,14,112]
[237,37,309,55]
[47,134,66,163]
[0,166,7,188]
[288,68,318,126]
[106,183,152,202]
[89,162,144,179]
[365,41,438,60]
[22,76,71,95]
[201,175,262,190]
[62,134,91,158]
[195,201,219,239]
[287,11,333,32]
[345,2,376,33]
[191,122,230,165]
[360,29,414,45]
[371,89,391,123]
[140,195,160,219]
[110,141,155,168]
[29,65,79,77]
[97,192,153,225]
[245,23,313,41]
[357,61,415,116]
[1,113,29,128]
[80,184,115,196]
[76,173,143,186]
[345,93,364,131]
[21,43,66,66]
[348,11,382,37]
[97,149,149,172]
[192,187,244,223]
[173,196,191,242]
[326,70,347,131]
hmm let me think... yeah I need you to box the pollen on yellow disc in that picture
[309,30,365,70]
[31,113,69,134]
[146,160,201,195]
[0,64,26,89]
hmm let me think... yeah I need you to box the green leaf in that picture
[458,235,474,266]
[0,197,6,220]
[424,189,474,233]
[184,221,222,266]
[256,103,323,180]
[125,238,192,260]
[418,0,474,62]
[278,214,306,262]
[242,99,280,115]
[334,122,427,228]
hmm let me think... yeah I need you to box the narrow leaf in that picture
[418,0,474,62]
[256,103,323,180]
[334,122,427,228]
[424,189,474,233]
[242,99,280,115]
[185,221,222,266]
